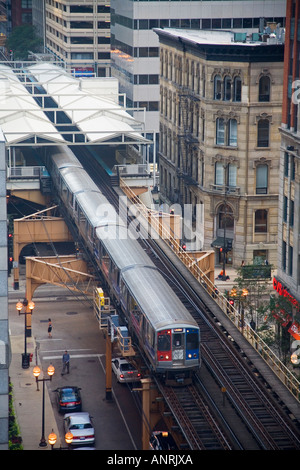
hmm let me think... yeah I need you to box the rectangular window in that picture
[284,152,289,176]
[216,118,225,145]
[228,119,237,146]
[215,162,224,185]
[288,245,293,276]
[255,209,268,233]
[290,199,294,227]
[282,241,287,271]
[256,165,268,194]
[283,196,288,222]
[228,164,237,187]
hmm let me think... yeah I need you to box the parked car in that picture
[111,357,141,383]
[63,412,95,446]
[149,431,178,450]
[54,386,82,413]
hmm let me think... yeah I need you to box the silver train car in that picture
[46,146,201,385]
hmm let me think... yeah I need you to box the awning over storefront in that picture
[211,237,232,249]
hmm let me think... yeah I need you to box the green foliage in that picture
[6,24,42,60]
[8,383,23,450]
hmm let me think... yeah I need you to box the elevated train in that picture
[45,145,201,385]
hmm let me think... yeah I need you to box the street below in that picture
[9,281,143,451]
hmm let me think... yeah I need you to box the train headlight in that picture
[188,354,192,358]
[165,355,169,360]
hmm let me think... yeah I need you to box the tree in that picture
[232,265,273,330]
[5,25,42,60]
[233,264,300,365]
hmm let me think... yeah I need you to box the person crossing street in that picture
[61,350,70,375]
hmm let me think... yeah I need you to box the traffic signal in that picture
[226,239,233,251]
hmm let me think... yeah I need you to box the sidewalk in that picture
[214,265,239,293]
[9,334,61,450]
[8,274,62,451]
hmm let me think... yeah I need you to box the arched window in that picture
[224,76,231,101]
[218,204,234,230]
[256,164,268,194]
[259,75,270,102]
[214,74,222,100]
[233,77,242,102]
[255,209,268,232]
[257,119,269,147]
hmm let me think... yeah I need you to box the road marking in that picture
[42,354,104,360]
[41,348,94,353]
[97,356,138,450]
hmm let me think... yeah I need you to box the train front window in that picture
[173,333,182,348]
[186,332,198,350]
[157,334,171,352]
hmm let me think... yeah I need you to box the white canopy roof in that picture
[0,64,65,145]
[0,63,150,146]
[26,63,148,144]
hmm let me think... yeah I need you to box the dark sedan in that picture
[55,386,82,413]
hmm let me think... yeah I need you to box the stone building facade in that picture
[154,28,284,268]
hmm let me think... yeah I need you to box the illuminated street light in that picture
[33,365,55,447]
[16,299,35,369]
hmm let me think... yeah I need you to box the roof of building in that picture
[154,27,285,61]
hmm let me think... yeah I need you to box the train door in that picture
[172,329,184,364]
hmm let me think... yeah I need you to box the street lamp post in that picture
[16,299,35,369]
[33,365,55,447]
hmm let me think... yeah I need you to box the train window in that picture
[186,331,198,350]
[173,333,182,347]
[157,334,171,352]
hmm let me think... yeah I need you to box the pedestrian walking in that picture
[48,318,52,338]
[61,350,70,375]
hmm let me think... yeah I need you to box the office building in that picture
[155,27,284,267]
[41,0,111,76]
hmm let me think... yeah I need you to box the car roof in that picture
[59,386,79,390]
[64,412,91,423]
[114,357,136,366]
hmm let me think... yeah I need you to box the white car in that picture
[63,412,95,446]
[111,357,141,383]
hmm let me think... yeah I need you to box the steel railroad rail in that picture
[47,144,300,450]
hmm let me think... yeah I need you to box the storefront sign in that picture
[273,277,299,308]
[273,277,300,339]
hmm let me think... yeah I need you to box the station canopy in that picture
[0,62,150,147]
[26,63,149,145]
[0,64,65,146]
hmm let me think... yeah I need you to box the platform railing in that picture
[120,178,300,402]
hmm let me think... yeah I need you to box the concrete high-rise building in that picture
[40,0,111,77]
[276,0,300,339]
[111,0,287,138]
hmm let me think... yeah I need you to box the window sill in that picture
[214,144,238,150]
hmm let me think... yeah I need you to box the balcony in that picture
[209,183,240,196]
